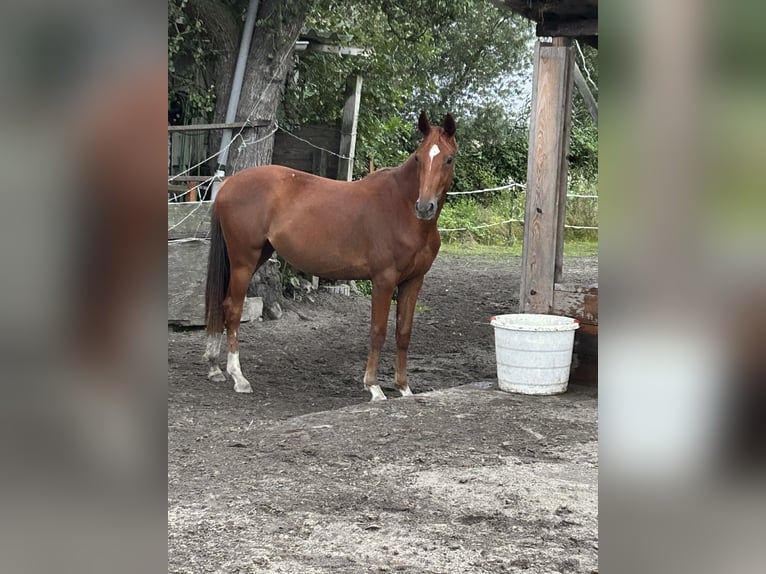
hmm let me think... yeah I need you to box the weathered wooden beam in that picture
[520,39,575,314]
[536,19,598,39]
[337,74,363,181]
[552,283,599,325]
[167,121,269,132]
[554,38,575,284]
[574,62,598,127]
[167,175,213,182]
[312,149,329,178]
[295,43,367,57]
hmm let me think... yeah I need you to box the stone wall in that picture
[168,238,267,327]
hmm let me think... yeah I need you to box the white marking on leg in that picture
[204,333,222,360]
[226,351,242,375]
[427,143,440,171]
[205,334,226,382]
[399,385,413,397]
[208,364,226,382]
[227,351,253,393]
[368,385,387,402]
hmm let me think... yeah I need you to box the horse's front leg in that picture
[394,276,424,397]
[364,280,396,401]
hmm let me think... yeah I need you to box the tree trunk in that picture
[227,0,309,171]
[189,0,309,173]
[187,0,241,166]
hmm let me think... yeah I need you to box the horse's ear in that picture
[418,111,431,136]
[443,113,456,137]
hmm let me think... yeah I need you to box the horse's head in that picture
[413,111,457,221]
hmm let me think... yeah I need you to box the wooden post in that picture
[186,180,197,202]
[312,149,329,177]
[337,74,363,181]
[520,38,575,314]
[554,39,575,283]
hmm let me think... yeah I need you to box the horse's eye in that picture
[445,156,453,165]
[414,155,420,162]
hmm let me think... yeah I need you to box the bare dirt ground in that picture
[168,253,598,573]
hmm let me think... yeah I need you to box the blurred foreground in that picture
[0,1,166,573]
[600,0,766,572]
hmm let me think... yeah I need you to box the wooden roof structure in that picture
[491,0,598,47]
[294,28,367,57]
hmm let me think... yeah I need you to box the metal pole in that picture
[213,0,260,199]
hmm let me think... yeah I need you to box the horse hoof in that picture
[368,385,387,401]
[209,372,227,383]
[399,386,413,397]
[233,382,253,393]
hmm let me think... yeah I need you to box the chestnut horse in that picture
[204,112,457,401]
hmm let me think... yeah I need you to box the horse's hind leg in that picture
[204,332,226,382]
[223,245,274,393]
[223,262,257,393]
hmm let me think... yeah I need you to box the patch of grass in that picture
[415,302,430,315]
[438,183,598,248]
[439,240,598,257]
[562,240,599,257]
[440,243,522,257]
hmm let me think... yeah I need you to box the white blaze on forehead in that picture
[427,144,441,172]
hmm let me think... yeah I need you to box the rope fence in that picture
[437,219,599,233]
[438,218,521,232]
[438,183,598,234]
[167,200,209,233]
[278,126,353,160]
[446,182,526,195]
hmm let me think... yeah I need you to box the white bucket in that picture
[490,314,579,395]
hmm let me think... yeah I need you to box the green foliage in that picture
[439,181,598,247]
[354,280,373,297]
[563,179,599,243]
[439,195,521,246]
[450,102,529,196]
[282,0,535,177]
[168,0,217,122]
[351,280,398,302]
[440,240,598,257]
[569,42,598,183]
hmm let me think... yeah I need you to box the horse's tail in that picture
[205,211,230,334]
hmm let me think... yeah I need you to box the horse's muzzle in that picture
[415,199,437,221]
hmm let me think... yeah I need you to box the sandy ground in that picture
[168,253,598,573]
